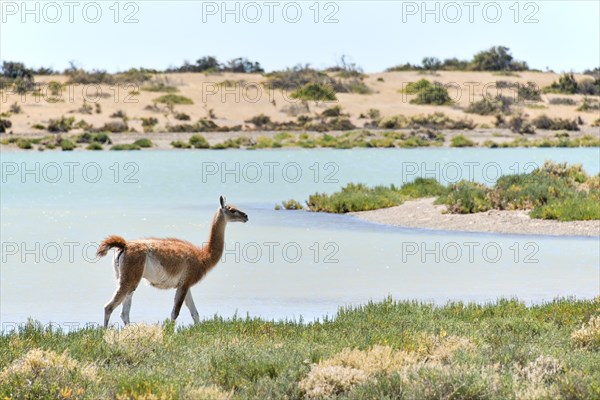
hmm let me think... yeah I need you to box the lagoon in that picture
[1,148,599,327]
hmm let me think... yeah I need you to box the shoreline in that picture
[351,197,600,237]
[1,127,598,151]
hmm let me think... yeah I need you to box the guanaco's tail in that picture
[97,235,127,257]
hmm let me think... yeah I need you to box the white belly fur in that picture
[142,253,182,289]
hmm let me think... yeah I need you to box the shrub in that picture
[450,134,475,147]
[246,114,272,128]
[110,110,128,120]
[265,65,334,90]
[465,96,513,115]
[530,196,600,221]
[497,112,535,134]
[398,178,448,198]
[153,94,194,105]
[299,365,368,399]
[280,199,304,210]
[571,316,600,350]
[142,82,179,93]
[290,82,337,102]
[47,116,75,133]
[104,323,164,362]
[532,115,579,131]
[576,97,600,112]
[9,102,22,114]
[405,80,452,105]
[189,135,209,149]
[0,118,12,133]
[111,143,141,150]
[16,138,32,149]
[133,138,153,148]
[76,132,111,144]
[97,121,128,133]
[86,142,103,150]
[175,112,191,121]
[59,139,76,151]
[437,181,492,213]
[170,140,191,149]
[0,348,98,399]
[470,46,528,71]
[307,183,408,213]
[548,97,577,105]
[517,81,541,101]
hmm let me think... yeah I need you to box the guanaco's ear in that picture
[220,196,225,208]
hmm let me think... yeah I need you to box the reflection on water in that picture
[1,148,599,326]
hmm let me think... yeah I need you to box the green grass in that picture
[1,298,599,399]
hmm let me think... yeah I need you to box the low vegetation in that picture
[1,298,598,399]
[292,162,599,221]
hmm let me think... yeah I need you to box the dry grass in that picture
[300,334,474,398]
[0,348,98,399]
[103,323,164,362]
[299,365,368,399]
[571,315,600,350]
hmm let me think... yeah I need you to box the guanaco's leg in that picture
[171,286,189,321]
[184,290,200,324]
[104,287,130,328]
[104,252,144,328]
[120,292,134,325]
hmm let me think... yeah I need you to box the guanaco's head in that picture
[220,196,249,223]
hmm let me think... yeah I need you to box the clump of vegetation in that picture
[517,81,542,101]
[495,112,536,134]
[387,46,528,72]
[532,115,580,131]
[175,112,191,121]
[9,102,22,114]
[16,138,32,149]
[153,94,194,106]
[59,139,76,151]
[0,118,12,133]
[276,199,304,210]
[133,138,153,148]
[464,96,513,115]
[96,121,129,133]
[86,142,103,150]
[544,73,600,95]
[141,117,159,132]
[0,347,98,399]
[47,116,75,133]
[570,316,600,350]
[403,79,452,105]
[76,132,111,144]
[110,110,128,121]
[111,143,141,151]
[440,162,599,219]
[170,140,191,149]
[189,135,210,149]
[548,97,577,105]
[290,82,337,102]
[436,181,492,213]
[450,134,475,147]
[577,97,600,112]
[305,178,448,213]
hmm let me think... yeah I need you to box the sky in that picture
[1,0,599,73]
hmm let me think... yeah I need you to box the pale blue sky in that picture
[1,1,598,73]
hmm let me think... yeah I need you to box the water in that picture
[1,148,599,328]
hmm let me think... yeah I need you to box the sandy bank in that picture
[351,197,600,237]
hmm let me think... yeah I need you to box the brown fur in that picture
[97,197,248,327]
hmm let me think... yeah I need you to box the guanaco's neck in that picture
[206,208,227,266]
